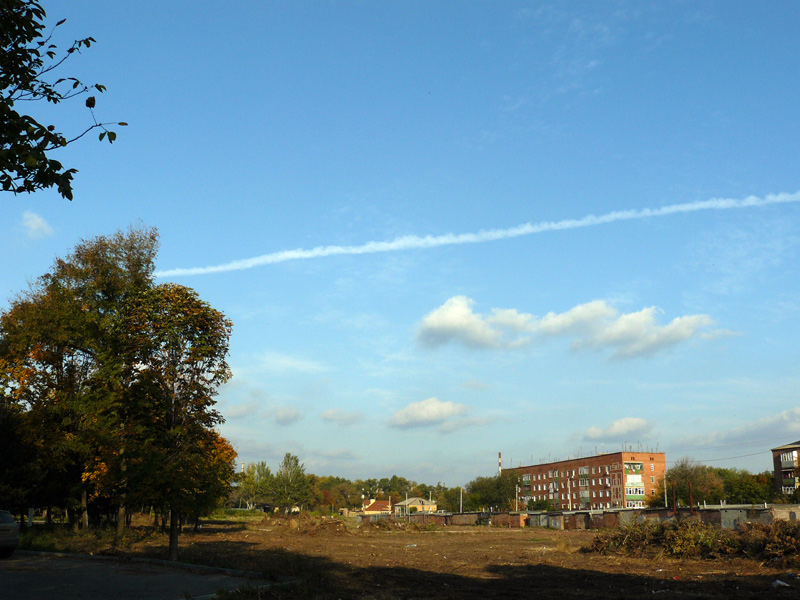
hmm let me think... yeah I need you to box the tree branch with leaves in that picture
[1,0,126,200]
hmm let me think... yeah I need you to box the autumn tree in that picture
[0,227,158,529]
[1,227,237,559]
[120,282,233,561]
[1,0,126,199]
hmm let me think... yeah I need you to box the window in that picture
[523,474,531,482]
[650,463,655,471]
[650,476,655,484]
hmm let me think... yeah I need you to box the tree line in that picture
[0,227,235,560]
[647,458,791,508]
[229,466,524,514]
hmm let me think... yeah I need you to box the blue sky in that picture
[3,1,800,486]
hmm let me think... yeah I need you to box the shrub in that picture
[590,518,800,563]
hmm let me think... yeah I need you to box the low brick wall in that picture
[450,512,481,526]
[407,512,449,526]
[491,512,527,528]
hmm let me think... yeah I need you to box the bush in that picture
[590,518,800,563]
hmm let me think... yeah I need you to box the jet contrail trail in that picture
[156,191,800,277]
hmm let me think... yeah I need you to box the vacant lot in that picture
[20,515,800,598]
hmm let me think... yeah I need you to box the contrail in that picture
[156,191,800,278]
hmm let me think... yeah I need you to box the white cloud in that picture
[584,417,652,441]
[573,307,716,358]
[22,211,53,239]
[321,408,364,425]
[272,406,302,426]
[417,296,504,348]
[389,397,469,429]
[537,300,616,335]
[417,297,725,359]
[678,407,800,451]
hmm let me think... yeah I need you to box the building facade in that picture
[771,440,800,496]
[507,451,666,510]
[393,497,437,517]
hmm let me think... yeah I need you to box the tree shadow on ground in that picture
[228,548,800,600]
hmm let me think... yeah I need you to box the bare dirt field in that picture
[22,515,800,599]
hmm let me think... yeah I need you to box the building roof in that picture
[772,440,800,452]
[364,500,391,512]
[394,497,436,507]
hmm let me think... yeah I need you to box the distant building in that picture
[363,499,392,515]
[506,450,666,510]
[771,440,800,495]
[393,497,437,517]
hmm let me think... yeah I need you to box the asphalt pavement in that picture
[0,552,262,600]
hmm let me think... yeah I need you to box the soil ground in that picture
[20,515,800,599]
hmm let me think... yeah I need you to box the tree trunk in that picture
[115,504,126,541]
[81,489,89,530]
[68,507,78,532]
[168,510,179,561]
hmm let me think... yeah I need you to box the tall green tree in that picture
[1,0,126,199]
[273,453,311,513]
[236,461,274,509]
[464,472,521,511]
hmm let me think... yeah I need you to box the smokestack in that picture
[498,452,502,475]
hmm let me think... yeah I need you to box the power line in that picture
[665,434,793,453]
[666,450,770,465]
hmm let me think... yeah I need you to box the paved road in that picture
[0,552,259,600]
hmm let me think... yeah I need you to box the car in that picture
[0,510,19,559]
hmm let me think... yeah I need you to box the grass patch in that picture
[19,523,168,556]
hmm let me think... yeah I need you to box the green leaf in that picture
[98,132,106,141]
[118,122,128,126]
[107,131,117,143]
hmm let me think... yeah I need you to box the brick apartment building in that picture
[771,440,800,496]
[507,450,667,510]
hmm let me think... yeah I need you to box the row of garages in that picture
[384,504,798,530]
